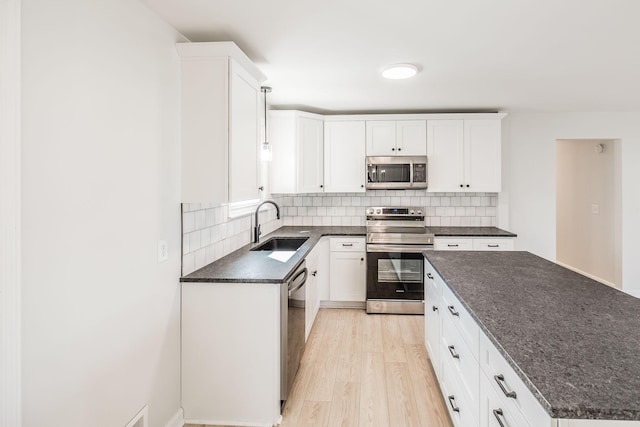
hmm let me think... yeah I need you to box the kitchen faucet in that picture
[253,200,281,243]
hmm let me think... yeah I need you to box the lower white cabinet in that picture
[424,256,638,427]
[329,237,366,302]
[305,238,326,340]
[434,237,515,251]
[182,282,281,426]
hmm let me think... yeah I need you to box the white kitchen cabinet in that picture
[434,237,515,251]
[424,261,442,379]
[427,119,502,193]
[324,121,366,193]
[304,240,324,341]
[366,120,427,156]
[269,111,324,194]
[177,42,265,204]
[182,281,281,425]
[329,237,366,302]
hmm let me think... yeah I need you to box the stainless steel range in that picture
[366,206,434,314]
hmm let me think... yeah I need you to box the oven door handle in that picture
[366,244,434,253]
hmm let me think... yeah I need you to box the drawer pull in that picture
[395,289,405,293]
[447,244,459,247]
[447,305,460,316]
[494,374,517,399]
[447,395,460,412]
[342,243,353,247]
[432,305,438,312]
[427,273,434,279]
[311,270,318,277]
[447,345,460,359]
[493,409,506,427]
[488,244,500,248]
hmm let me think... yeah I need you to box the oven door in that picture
[366,249,424,301]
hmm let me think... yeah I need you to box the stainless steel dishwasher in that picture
[281,261,307,404]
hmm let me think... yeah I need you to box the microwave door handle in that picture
[409,161,414,186]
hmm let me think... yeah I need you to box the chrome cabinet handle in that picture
[447,244,459,247]
[395,289,405,293]
[342,243,353,247]
[447,395,460,412]
[448,305,460,316]
[432,305,438,312]
[426,273,434,279]
[494,374,517,399]
[311,270,318,277]
[448,345,460,359]
[488,244,500,248]
[493,409,506,427]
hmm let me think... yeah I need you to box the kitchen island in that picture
[424,250,640,426]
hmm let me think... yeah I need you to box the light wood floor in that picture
[186,308,452,427]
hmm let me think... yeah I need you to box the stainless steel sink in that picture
[250,237,309,252]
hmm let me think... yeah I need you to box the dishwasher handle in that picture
[288,267,308,296]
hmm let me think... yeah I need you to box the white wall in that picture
[505,112,640,294]
[21,0,184,426]
[556,139,618,286]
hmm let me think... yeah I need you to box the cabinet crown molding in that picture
[176,41,266,83]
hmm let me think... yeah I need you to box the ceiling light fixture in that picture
[381,64,419,80]
[261,86,273,162]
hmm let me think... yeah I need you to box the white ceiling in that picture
[143,0,640,113]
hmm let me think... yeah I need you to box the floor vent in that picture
[125,405,149,427]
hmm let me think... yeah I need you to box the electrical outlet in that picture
[591,204,600,215]
[158,240,168,262]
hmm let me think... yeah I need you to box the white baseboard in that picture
[623,290,640,299]
[555,261,618,289]
[165,408,184,427]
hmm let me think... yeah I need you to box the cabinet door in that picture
[229,59,261,203]
[427,120,464,193]
[424,262,441,379]
[305,246,321,341]
[297,117,324,193]
[329,252,366,301]
[464,120,501,192]
[180,57,229,203]
[269,111,297,194]
[366,121,396,155]
[397,120,427,156]
[324,121,366,193]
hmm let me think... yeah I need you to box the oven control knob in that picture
[376,209,381,214]
[410,210,415,215]
[367,208,374,215]
[417,210,422,215]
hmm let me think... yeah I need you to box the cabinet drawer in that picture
[424,259,441,297]
[479,332,552,427]
[434,238,473,251]
[440,351,478,427]
[473,238,514,251]
[330,237,366,252]
[441,284,479,360]
[441,314,479,409]
[480,371,531,427]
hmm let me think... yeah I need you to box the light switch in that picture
[591,204,600,215]
[158,240,168,262]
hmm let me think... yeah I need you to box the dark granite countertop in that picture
[423,250,640,420]
[428,226,517,237]
[181,226,365,283]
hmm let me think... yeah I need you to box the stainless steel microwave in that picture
[366,156,428,190]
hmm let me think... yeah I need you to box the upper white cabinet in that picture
[366,120,427,156]
[269,111,324,194]
[427,119,502,193]
[177,42,265,203]
[324,120,366,193]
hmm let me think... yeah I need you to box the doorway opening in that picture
[556,139,622,288]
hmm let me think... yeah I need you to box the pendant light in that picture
[261,86,273,162]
